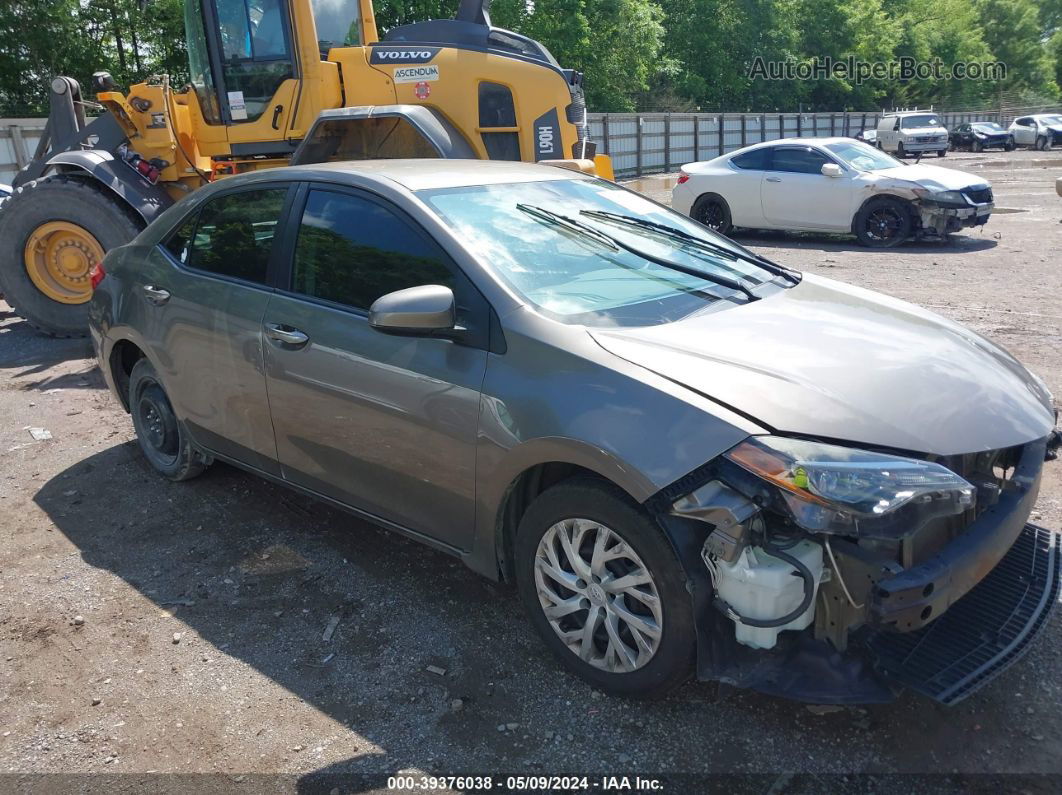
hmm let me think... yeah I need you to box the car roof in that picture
[727,137,855,154]
[200,159,587,193]
[882,110,940,117]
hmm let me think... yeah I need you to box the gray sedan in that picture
[88,160,1060,704]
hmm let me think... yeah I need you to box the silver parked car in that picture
[89,160,1060,704]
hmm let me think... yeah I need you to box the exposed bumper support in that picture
[867,523,1060,704]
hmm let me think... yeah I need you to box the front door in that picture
[760,146,853,231]
[262,186,489,550]
[137,185,292,474]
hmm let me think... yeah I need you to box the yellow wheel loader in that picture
[0,0,612,336]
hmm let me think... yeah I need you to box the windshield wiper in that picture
[579,210,801,284]
[518,204,759,302]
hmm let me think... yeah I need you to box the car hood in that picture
[589,274,1054,456]
[873,164,989,191]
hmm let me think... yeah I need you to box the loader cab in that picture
[184,0,347,157]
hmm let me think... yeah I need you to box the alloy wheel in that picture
[533,518,663,673]
[865,205,905,243]
[698,202,724,230]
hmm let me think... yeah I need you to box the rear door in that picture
[139,184,293,474]
[722,147,771,226]
[760,146,853,231]
[261,185,490,550]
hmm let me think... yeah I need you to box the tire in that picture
[971,140,983,153]
[896,141,906,158]
[947,140,956,152]
[0,174,142,337]
[129,358,207,482]
[854,196,912,248]
[514,477,694,699]
[1036,136,1047,151]
[936,148,946,157]
[690,193,733,235]
[1005,140,1016,151]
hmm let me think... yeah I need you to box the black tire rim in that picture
[137,382,180,465]
[697,201,725,230]
[865,205,905,243]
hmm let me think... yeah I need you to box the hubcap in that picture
[24,221,104,305]
[534,518,663,673]
[699,203,724,230]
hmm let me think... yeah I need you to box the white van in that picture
[876,111,949,158]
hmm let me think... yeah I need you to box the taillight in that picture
[677,173,690,184]
[89,262,105,290]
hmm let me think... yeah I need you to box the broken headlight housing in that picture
[724,436,975,538]
[912,187,968,207]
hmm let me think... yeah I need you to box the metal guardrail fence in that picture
[3,104,1061,184]
[587,108,1060,178]
[0,119,46,184]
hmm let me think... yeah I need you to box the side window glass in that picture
[731,148,770,170]
[292,190,455,311]
[771,148,830,174]
[186,188,287,284]
[163,211,200,263]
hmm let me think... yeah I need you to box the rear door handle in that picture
[265,323,310,347]
[766,176,782,183]
[142,285,170,305]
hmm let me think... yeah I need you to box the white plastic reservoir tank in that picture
[715,540,824,650]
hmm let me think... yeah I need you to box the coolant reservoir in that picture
[715,540,824,650]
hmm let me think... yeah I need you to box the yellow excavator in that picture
[0,0,611,336]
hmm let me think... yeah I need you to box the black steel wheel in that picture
[129,358,207,481]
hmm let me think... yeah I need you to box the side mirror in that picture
[821,163,843,178]
[369,284,455,335]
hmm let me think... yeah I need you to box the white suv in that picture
[1007,114,1062,150]
[875,111,949,158]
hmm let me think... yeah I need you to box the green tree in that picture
[975,0,1058,97]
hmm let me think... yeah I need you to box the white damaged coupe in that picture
[672,137,994,247]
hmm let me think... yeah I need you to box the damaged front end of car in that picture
[910,185,994,239]
[651,428,1062,705]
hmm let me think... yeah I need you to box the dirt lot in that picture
[1,148,1061,792]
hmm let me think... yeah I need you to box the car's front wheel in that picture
[690,193,733,235]
[514,478,694,698]
[1036,135,1048,151]
[971,139,983,152]
[854,196,912,248]
[896,141,906,158]
[129,358,208,482]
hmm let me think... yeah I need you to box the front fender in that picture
[47,150,174,224]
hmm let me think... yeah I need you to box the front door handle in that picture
[265,323,309,347]
[142,285,170,305]
[766,176,782,183]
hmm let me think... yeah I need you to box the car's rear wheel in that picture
[690,193,733,235]
[129,358,207,482]
[854,196,911,248]
[1005,140,1016,151]
[514,478,694,698]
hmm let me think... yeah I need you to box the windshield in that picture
[419,178,783,326]
[824,140,903,171]
[311,0,360,47]
[972,123,1004,133]
[901,114,942,129]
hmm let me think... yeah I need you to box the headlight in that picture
[724,436,975,537]
[913,188,968,206]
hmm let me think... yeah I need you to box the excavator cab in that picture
[0,0,612,336]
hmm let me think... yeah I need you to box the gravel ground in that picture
[0,148,1060,793]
